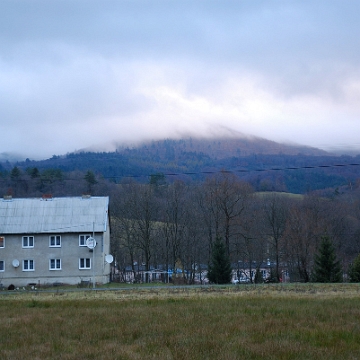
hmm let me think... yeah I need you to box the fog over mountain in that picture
[1,128,336,162]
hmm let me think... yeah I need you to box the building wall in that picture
[0,226,111,287]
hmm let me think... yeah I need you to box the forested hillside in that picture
[1,137,360,283]
[1,137,359,195]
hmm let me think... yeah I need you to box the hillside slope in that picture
[116,136,330,160]
[3,136,359,194]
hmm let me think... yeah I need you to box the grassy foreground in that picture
[1,284,360,359]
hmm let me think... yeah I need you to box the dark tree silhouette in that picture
[348,253,360,282]
[84,170,98,194]
[10,166,21,181]
[207,237,232,284]
[312,235,342,283]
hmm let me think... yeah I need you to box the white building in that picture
[0,195,111,287]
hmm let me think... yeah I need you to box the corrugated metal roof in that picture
[0,196,109,234]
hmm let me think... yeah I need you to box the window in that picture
[0,260,4,271]
[0,236,4,248]
[49,259,61,270]
[23,259,34,271]
[79,234,91,247]
[79,258,91,269]
[49,235,61,247]
[22,236,34,248]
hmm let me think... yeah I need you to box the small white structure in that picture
[0,195,110,287]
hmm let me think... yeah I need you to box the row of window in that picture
[0,258,91,271]
[0,235,91,248]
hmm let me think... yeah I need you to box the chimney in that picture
[42,194,53,200]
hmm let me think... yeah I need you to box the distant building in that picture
[0,195,111,287]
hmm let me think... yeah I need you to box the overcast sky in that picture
[1,1,360,160]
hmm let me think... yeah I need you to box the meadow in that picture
[1,284,360,359]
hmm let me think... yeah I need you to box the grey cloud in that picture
[0,55,155,146]
[2,1,356,59]
[2,1,359,78]
[1,1,360,158]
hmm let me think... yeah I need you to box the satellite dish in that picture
[105,254,114,264]
[86,237,97,249]
[12,259,19,268]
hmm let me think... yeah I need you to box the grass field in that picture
[1,284,360,359]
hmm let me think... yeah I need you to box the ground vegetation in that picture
[0,285,360,359]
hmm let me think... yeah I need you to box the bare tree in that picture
[284,196,325,282]
[161,181,188,270]
[126,183,160,282]
[262,193,289,282]
[110,181,160,282]
[203,172,253,256]
[234,198,267,283]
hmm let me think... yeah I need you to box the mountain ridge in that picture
[113,136,331,160]
[1,135,359,195]
[0,135,334,163]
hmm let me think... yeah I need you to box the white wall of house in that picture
[0,229,110,287]
[0,196,111,287]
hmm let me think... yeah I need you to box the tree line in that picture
[2,164,360,283]
[110,172,360,284]
[4,144,360,194]
[0,166,110,198]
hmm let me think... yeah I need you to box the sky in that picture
[1,0,360,160]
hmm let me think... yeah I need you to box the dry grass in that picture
[1,284,360,359]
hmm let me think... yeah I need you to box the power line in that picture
[102,162,360,179]
[1,163,359,182]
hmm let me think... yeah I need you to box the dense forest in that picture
[1,137,360,194]
[1,137,360,283]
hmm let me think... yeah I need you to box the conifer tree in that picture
[348,253,360,282]
[254,268,263,284]
[84,170,97,194]
[10,166,21,181]
[207,237,232,284]
[312,235,342,283]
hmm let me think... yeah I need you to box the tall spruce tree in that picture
[312,235,342,283]
[207,237,232,284]
[84,170,97,194]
